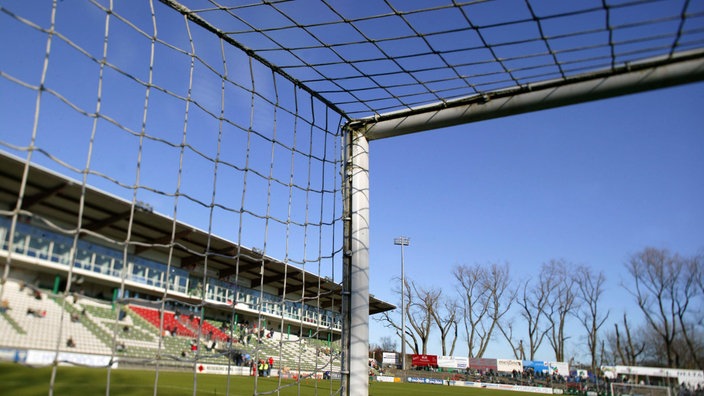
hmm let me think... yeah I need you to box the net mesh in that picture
[611,383,673,396]
[1,0,703,396]
[163,0,704,119]
[1,0,344,394]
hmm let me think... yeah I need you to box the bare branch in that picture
[454,262,514,358]
[574,267,609,374]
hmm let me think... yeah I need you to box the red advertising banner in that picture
[411,354,438,367]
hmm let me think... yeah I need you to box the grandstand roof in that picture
[0,151,395,315]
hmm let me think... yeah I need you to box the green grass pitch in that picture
[0,362,539,396]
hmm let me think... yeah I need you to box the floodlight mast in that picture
[393,236,410,373]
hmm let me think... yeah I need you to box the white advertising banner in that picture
[450,381,553,394]
[497,358,523,373]
[548,361,569,376]
[196,364,250,376]
[26,350,116,368]
[438,356,456,368]
[382,352,397,365]
[437,356,470,369]
[676,370,704,388]
[456,356,468,369]
[600,366,704,387]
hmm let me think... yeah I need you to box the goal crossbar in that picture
[349,50,704,140]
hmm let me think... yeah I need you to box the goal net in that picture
[611,383,673,396]
[2,1,701,396]
[0,0,345,395]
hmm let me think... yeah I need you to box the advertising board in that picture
[382,352,397,365]
[407,377,444,385]
[411,354,438,367]
[497,358,523,373]
[468,357,497,371]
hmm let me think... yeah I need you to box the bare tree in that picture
[514,274,551,360]
[378,310,420,354]
[376,277,420,354]
[696,253,704,299]
[675,254,704,369]
[377,273,455,357]
[454,262,514,358]
[379,335,397,352]
[369,343,383,364]
[484,263,515,355]
[607,313,646,365]
[408,281,438,355]
[623,247,684,368]
[454,264,491,358]
[543,259,578,361]
[574,267,609,375]
[430,297,459,356]
[446,302,459,356]
[497,319,526,360]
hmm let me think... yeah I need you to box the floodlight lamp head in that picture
[393,237,410,246]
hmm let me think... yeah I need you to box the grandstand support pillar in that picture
[343,127,371,396]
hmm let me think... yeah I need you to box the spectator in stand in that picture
[206,340,216,351]
[257,359,266,377]
[0,299,10,313]
[26,308,46,318]
[66,336,76,348]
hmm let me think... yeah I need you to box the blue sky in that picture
[367,81,704,361]
[1,0,703,365]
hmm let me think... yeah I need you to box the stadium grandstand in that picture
[0,150,394,373]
